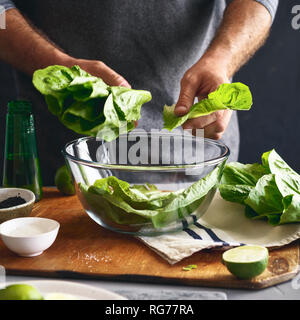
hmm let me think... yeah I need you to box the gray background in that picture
[0,1,299,184]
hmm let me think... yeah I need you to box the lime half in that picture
[0,284,43,300]
[222,245,269,279]
[55,165,75,195]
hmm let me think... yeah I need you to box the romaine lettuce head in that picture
[219,149,300,225]
[33,65,151,141]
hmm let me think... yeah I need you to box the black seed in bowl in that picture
[0,194,27,209]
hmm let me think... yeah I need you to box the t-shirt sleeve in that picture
[0,0,15,11]
[254,0,278,22]
[226,0,279,23]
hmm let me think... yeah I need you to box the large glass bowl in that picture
[63,131,230,236]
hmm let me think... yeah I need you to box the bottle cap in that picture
[8,101,32,113]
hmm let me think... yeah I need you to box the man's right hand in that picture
[69,58,131,88]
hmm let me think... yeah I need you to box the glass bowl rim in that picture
[62,133,230,172]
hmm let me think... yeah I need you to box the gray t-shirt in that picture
[1,0,278,184]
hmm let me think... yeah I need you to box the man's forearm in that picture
[0,8,130,86]
[175,0,275,139]
[0,9,73,75]
[202,0,272,78]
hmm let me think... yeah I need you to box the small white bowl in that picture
[0,188,36,223]
[0,217,60,257]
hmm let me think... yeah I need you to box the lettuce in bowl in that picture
[79,164,223,229]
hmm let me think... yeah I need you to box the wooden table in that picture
[1,188,299,290]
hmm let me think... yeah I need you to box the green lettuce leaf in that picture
[32,65,152,141]
[220,162,267,186]
[263,149,300,196]
[219,162,267,204]
[280,194,300,224]
[244,174,284,215]
[219,184,254,205]
[79,183,150,225]
[67,72,109,101]
[163,82,252,131]
[92,176,174,210]
[111,86,151,122]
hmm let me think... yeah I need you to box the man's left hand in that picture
[174,58,232,140]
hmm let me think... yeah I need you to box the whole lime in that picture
[55,165,75,195]
[0,284,43,300]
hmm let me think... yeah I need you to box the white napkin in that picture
[138,192,300,264]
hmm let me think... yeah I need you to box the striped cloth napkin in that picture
[139,192,300,264]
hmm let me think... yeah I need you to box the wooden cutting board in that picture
[1,188,299,289]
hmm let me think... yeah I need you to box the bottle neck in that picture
[7,100,32,114]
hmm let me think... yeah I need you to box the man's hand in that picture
[68,58,131,88]
[174,0,273,140]
[175,58,231,140]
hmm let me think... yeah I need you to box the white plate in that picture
[5,280,127,300]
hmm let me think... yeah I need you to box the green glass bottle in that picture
[2,101,43,201]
